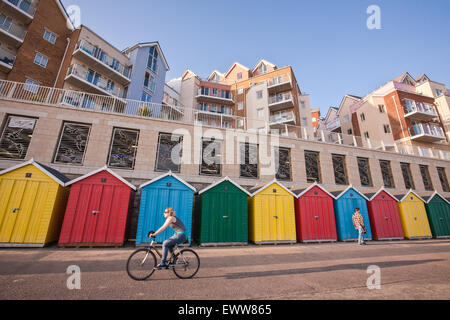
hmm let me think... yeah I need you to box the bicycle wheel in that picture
[172,249,200,279]
[126,248,157,281]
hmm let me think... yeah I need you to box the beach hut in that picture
[421,192,450,238]
[331,186,372,241]
[364,188,404,240]
[135,172,196,245]
[248,180,297,244]
[0,159,70,247]
[291,183,337,242]
[394,190,432,239]
[58,167,136,247]
[195,177,251,246]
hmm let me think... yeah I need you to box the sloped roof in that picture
[249,180,296,197]
[331,185,369,200]
[419,191,450,204]
[198,177,251,196]
[65,166,136,190]
[252,59,277,73]
[139,171,196,192]
[363,187,399,202]
[393,190,425,202]
[0,159,69,186]
[224,62,250,78]
[291,182,336,199]
[123,42,170,71]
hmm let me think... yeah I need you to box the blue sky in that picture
[61,0,450,116]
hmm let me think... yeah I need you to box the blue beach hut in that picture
[135,172,196,245]
[330,186,372,241]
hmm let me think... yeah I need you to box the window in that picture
[304,150,321,183]
[212,88,218,96]
[378,105,386,113]
[344,115,350,122]
[239,143,258,178]
[347,129,353,135]
[419,165,433,191]
[237,102,243,110]
[360,113,366,122]
[199,103,208,111]
[34,52,49,68]
[200,138,221,176]
[201,87,209,96]
[379,160,395,188]
[24,78,40,93]
[357,157,372,187]
[0,115,36,160]
[106,79,115,92]
[275,147,291,181]
[237,72,242,80]
[237,88,243,94]
[256,90,263,99]
[221,90,230,99]
[435,89,443,96]
[301,118,308,126]
[332,154,348,185]
[437,167,450,192]
[383,124,391,134]
[108,128,139,169]
[155,133,183,172]
[400,163,415,190]
[43,29,57,44]
[54,122,91,165]
[257,108,264,118]
[238,119,244,127]
[211,104,217,112]
[141,92,152,102]
[0,14,12,29]
[147,46,158,73]
[300,101,306,109]
[144,72,155,92]
[364,132,370,140]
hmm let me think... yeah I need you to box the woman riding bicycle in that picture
[149,208,187,269]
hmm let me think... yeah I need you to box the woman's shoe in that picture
[156,263,168,270]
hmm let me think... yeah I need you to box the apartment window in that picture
[379,160,395,188]
[43,29,57,44]
[364,132,370,140]
[347,129,353,135]
[257,108,264,118]
[108,128,139,170]
[155,133,183,172]
[344,115,350,122]
[300,101,306,109]
[256,90,263,99]
[147,46,158,73]
[201,87,209,96]
[106,79,115,92]
[240,143,258,178]
[383,124,391,134]
[360,113,366,122]
[34,52,49,68]
[144,72,155,92]
[437,167,450,192]
[200,138,221,176]
[378,105,386,113]
[400,163,415,190]
[54,122,91,165]
[0,115,36,160]
[305,150,321,183]
[419,165,433,191]
[212,88,218,96]
[221,90,230,99]
[238,119,244,127]
[435,89,443,96]
[141,92,152,103]
[357,157,373,187]
[237,88,243,95]
[332,154,349,185]
[24,78,40,93]
[275,147,292,181]
[199,103,208,111]
[0,14,12,29]
[237,102,243,110]
[301,118,308,126]
[237,72,242,80]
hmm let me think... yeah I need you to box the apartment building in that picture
[336,73,449,154]
[0,0,73,86]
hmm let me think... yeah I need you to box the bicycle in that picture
[126,231,200,281]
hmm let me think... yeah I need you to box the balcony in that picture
[409,123,446,143]
[0,46,15,72]
[195,89,234,105]
[1,0,36,24]
[65,64,126,99]
[194,110,240,129]
[325,118,341,132]
[0,18,27,47]
[268,92,294,111]
[267,74,292,94]
[404,100,438,121]
[73,40,131,85]
[269,111,296,126]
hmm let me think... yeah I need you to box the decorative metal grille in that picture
[155,133,183,173]
[332,154,348,185]
[437,167,450,192]
[239,143,258,178]
[400,163,415,190]
[275,147,291,181]
[200,138,221,176]
[54,123,91,165]
[379,160,395,188]
[419,165,434,191]
[108,128,139,169]
[0,115,36,160]
[305,150,321,183]
[357,157,372,186]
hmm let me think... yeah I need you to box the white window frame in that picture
[237,102,243,110]
[24,77,40,93]
[43,29,58,44]
[34,52,49,68]
[257,108,264,118]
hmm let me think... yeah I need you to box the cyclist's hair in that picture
[166,208,175,216]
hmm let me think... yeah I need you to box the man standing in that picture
[352,208,367,245]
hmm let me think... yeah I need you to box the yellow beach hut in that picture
[394,190,432,239]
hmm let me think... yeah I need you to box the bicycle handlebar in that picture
[147,230,156,238]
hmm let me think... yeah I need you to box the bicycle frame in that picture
[145,238,182,265]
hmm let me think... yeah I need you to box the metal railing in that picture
[269,111,295,124]
[410,123,445,138]
[5,0,37,17]
[267,73,291,87]
[404,100,437,117]
[268,92,293,105]
[0,19,27,41]
[66,64,126,98]
[325,118,341,131]
[0,78,448,161]
[75,40,131,79]
[0,46,15,67]
[196,88,234,102]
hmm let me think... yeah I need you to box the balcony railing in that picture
[0,18,27,42]
[404,100,437,118]
[325,118,341,131]
[5,0,37,18]
[268,92,293,105]
[410,123,445,139]
[196,89,234,103]
[269,111,295,125]
[0,79,449,161]
[65,64,126,98]
[0,46,15,68]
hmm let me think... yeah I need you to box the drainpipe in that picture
[391,94,407,140]
[54,38,71,88]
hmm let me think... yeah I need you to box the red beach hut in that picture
[58,167,136,247]
[364,188,404,240]
[292,183,338,242]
